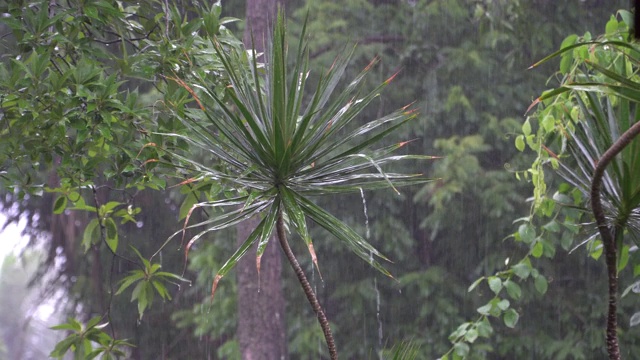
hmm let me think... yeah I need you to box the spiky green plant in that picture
[529,15,640,359]
[162,12,433,358]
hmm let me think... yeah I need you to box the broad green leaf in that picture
[464,328,478,343]
[477,303,492,316]
[512,262,531,279]
[476,318,493,338]
[534,275,548,294]
[497,299,510,311]
[518,224,535,244]
[515,135,525,151]
[82,218,100,252]
[453,342,469,357]
[522,119,532,136]
[104,217,118,253]
[504,280,522,300]
[53,196,67,214]
[531,241,544,258]
[503,309,519,328]
[618,244,630,273]
[487,277,502,295]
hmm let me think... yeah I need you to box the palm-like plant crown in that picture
[166,13,433,298]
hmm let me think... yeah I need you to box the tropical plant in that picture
[162,11,433,358]
[524,11,640,359]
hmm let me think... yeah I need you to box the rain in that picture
[0,0,636,359]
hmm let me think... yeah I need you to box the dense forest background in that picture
[0,0,637,359]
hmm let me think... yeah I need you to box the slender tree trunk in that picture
[236,2,287,359]
[590,120,640,360]
[275,213,338,360]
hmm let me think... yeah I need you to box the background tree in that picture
[236,0,287,359]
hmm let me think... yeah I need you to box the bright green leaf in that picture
[515,135,525,151]
[104,218,118,252]
[531,241,544,258]
[53,196,67,214]
[488,276,502,295]
[477,303,492,316]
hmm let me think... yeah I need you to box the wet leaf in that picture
[503,309,519,328]
[531,241,544,258]
[82,219,100,252]
[504,280,522,300]
[534,275,548,294]
[488,277,502,295]
[53,195,67,214]
[105,218,118,253]
[477,303,492,316]
[464,328,478,343]
[512,262,531,279]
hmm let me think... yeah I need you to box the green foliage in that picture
[0,0,239,358]
[115,247,188,319]
[166,12,433,298]
[50,316,133,360]
[524,10,640,274]
[444,8,640,359]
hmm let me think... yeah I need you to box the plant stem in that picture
[591,120,640,360]
[276,211,338,360]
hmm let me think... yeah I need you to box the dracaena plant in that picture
[159,12,433,359]
[527,13,640,359]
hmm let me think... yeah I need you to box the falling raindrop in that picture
[374,277,383,359]
[359,188,370,240]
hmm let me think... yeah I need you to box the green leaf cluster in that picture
[115,247,189,319]
[50,316,133,360]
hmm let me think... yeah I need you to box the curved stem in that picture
[590,120,640,360]
[276,211,338,360]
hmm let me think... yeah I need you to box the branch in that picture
[590,120,640,360]
[276,208,337,360]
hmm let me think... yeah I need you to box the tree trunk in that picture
[236,216,287,360]
[236,3,286,359]
[590,119,640,360]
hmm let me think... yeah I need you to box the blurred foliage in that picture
[0,0,241,358]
